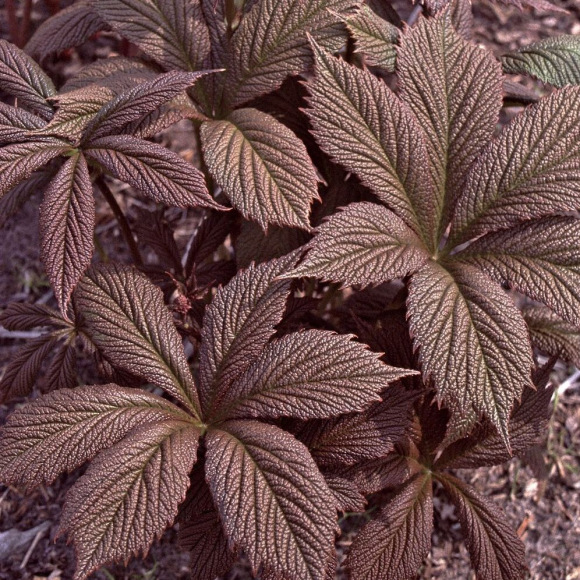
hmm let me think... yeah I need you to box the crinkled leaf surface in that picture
[44,336,78,392]
[524,304,580,365]
[76,263,200,415]
[205,420,336,580]
[407,261,533,445]
[347,5,398,71]
[437,474,527,580]
[451,86,580,244]
[0,101,45,143]
[307,42,436,247]
[84,135,220,209]
[61,421,200,580]
[346,473,433,580]
[200,108,318,230]
[198,254,295,418]
[0,40,56,119]
[0,302,69,330]
[39,153,95,314]
[226,0,357,107]
[0,139,69,197]
[288,202,430,285]
[398,15,502,238]
[324,474,366,512]
[220,329,413,421]
[456,217,580,327]
[0,384,190,491]
[25,2,106,60]
[502,35,580,88]
[95,0,210,72]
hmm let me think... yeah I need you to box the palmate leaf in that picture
[76,263,201,416]
[445,0,474,41]
[205,420,336,580]
[0,384,190,491]
[84,135,221,209]
[0,101,45,144]
[25,2,106,60]
[345,473,433,580]
[44,336,78,391]
[407,262,533,444]
[451,86,580,244]
[323,474,366,512]
[398,15,502,238]
[61,420,200,580]
[306,41,436,248]
[39,153,95,314]
[0,301,70,330]
[217,329,414,421]
[288,202,430,285]
[523,304,580,365]
[0,139,70,198]
[197,253,295,417]
[226,0,357,107]
[502,35,580,88]
[0,40,56,120]
[346,5,399,71]
[200,107,319,230]
[95,0,210,72]
[456,217,580,327]
[437,474,527,580]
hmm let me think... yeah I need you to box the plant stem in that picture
[96,176,144,267]
[19,0,32,47]
[6,0,20,46]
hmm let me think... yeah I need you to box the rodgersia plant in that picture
[0,0,580,579]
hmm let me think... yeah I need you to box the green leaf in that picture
[407,261,533,445]
[205,420,336,580]
[398,15,502,239]
[502,35,580,88]
[219,329,414,421]
[94,0,210,72]
[226,0,357,107]
[84,135,222,209]
[0,384,190,491]
[346,5,399,71]
[61,420,200,580]
[198,254,296,418]
[451,86,580,244]
[437,473,527,580]
[39,153,95,314]
[0,39,56,119]
[200,108,319,230]
[455,216,580,327]
[306,41,436,248]
[345,474,433,580]
[76,262,201,416]
[287,202,430,285]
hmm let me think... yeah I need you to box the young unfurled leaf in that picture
[407,262,533,444]
[523,304,580,365]
[451,86,580,244]
[398,15,502,238]
[0,139,70,197]
[0,385,190,491]
[39,153,95,314]
[60,421,200,580]
[205,420,336,580]
[437,474,528,580]
[226,0,357,107]
[197,254,295,417]
[456,217,580,327]
[346,5,399,71]
[201,108,318,230]
[306,41,436,247]
[76,263,200,415]
[95,0,210,72]
[84,135,221,209]
[25,2,106,60]
[502,35,580,88]
[287,203,430,285]
[0,40,56,120]
[345,473,433,580]
[219,329,414,421]
[0,101,45,143]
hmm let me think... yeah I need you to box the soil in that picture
[0,0,579,579]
